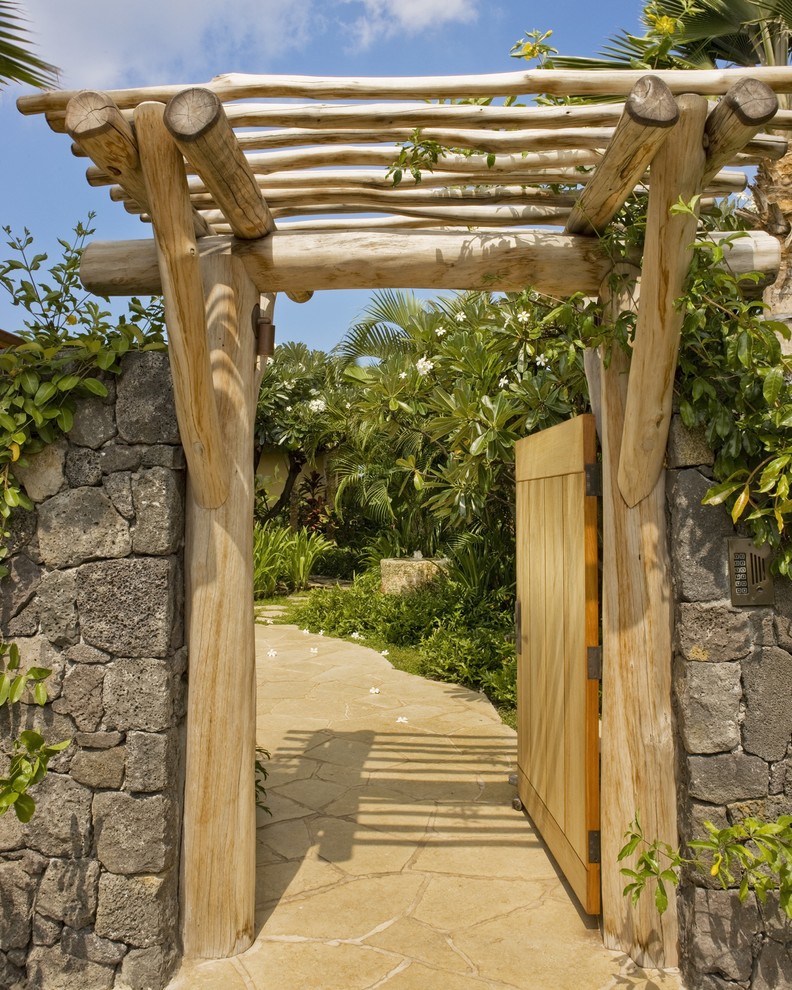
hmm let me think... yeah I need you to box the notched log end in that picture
[723,77,778,127]
[626,75,679,129]
[165,87,223,142]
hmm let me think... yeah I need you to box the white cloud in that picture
[29,0,317,88]
[336,0,479,48]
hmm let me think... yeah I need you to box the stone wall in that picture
[667,418,792,990]
[0,352,186,990]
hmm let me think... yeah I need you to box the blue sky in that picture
[0,0,643,349]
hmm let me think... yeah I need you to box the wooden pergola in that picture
[17,66,791,970]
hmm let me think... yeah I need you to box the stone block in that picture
[0,862,35,950]
[131,467,184,555]
[0,809,24,852]
[0,553,41,624]
[5,601,39,637]
[674,658,741,754]
[32,912,62,946]
[103,659,174,732]
[0,951,24,989]
[37,857,100,928]
[93,792,173,874]
[69,396,117,449]
[61,926,127,965]
[52,662,105,732]
[120,944,179,990]
[675,602,756,663]
[65,446,103,487]
[691,887,759,982]
[103,471,134,518]
[97,443,144,474]
[669,470,734,602]
[38,569,80,647]
[380,556,449,595]
[95,871,176,947]
[125,731,178,793]
[26,944,115,990]
[688,753,769,805]
[667,416,714,469]
[22,774,92,858]
[39,487,131,568]
[78,557,179,657]
[754,937,792,990]
[70,745,125,789]
[742,647,792,762]
[73,730,123,749]
[770,757,790,795]
[13,439,67,502]
[142,445,186,470]
[65,643,110,665]
[5,503,39,558]
[117,353,179,445]
[774,575,792,651]
[10,635,66,700]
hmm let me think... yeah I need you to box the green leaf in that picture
[33,681,47,706]
[763,367,785,406]
[80,377,109,397]
[731,485,750,524]
[13,793,35,823]
[32,381,57,406]
[19,730,45,751]
[56,406,74,432]
[654,878,668,914]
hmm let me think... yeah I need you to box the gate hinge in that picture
[588,830,601,864]
[587,646,602,681]
[585,462,602,497]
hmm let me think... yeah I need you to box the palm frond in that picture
[0,1,58,88]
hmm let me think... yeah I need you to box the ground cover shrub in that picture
[291,572,517,710]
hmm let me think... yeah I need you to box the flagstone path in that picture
[166,618,683,990]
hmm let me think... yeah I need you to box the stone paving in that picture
[167,617,684,990]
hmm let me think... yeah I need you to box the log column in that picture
[593,267,679,969]
[181,254,259,958]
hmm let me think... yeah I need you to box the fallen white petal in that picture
[396,716,409,723]
[369,687,380,694]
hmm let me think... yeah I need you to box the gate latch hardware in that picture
[588,830,601,864]
[587,647,602,681]
[585,462,602,497]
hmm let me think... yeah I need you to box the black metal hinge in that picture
[588,830,601,864]
[587,646,602,681]
[585,462,602,497]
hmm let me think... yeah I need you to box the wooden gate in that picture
[514,414,601,915]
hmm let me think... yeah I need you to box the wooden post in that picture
[134,101,229,509]
[594,266,679,968]
[617,94,708,508]
[565,75,678,236]
[182,254,259,958]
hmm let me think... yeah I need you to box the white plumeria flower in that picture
[535,355,548,368]
[307,398,326,413]
[455,312,466,323]
[267,649,277,658]
[310,647,319,655]
[399,371,408,380]
[396,716,409,723]
[369,687,381,694]
[498,376,509,388]
[516,311,531,324]
[310,388,319,396]
[436,326,447,337]
[319,630,325,636]
[285,405,292,411]
[381,649,390,656]
[415,357,434,377]
[350,631,362,639]
[345,402,351,409]
[302,628,310,635]
[266,356,274,365]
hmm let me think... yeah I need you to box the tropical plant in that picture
[0,1,58,89]
[619,811,792,919]
[252,522,333,597]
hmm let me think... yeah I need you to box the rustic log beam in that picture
[594,265,679,969]
[566,76,678,236]
[618,95,709,508]
[134,101,229,509]
[702,78,780,187]
[164,88,275,240]
[284,290,313,303]
[80,227,779,298]
[65,91,214,239]
[18,65,792,118]
[182,253,259,958]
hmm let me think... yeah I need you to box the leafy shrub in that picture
[418,627,516,706]
[314,544,362,579]
[252,523,332,597]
